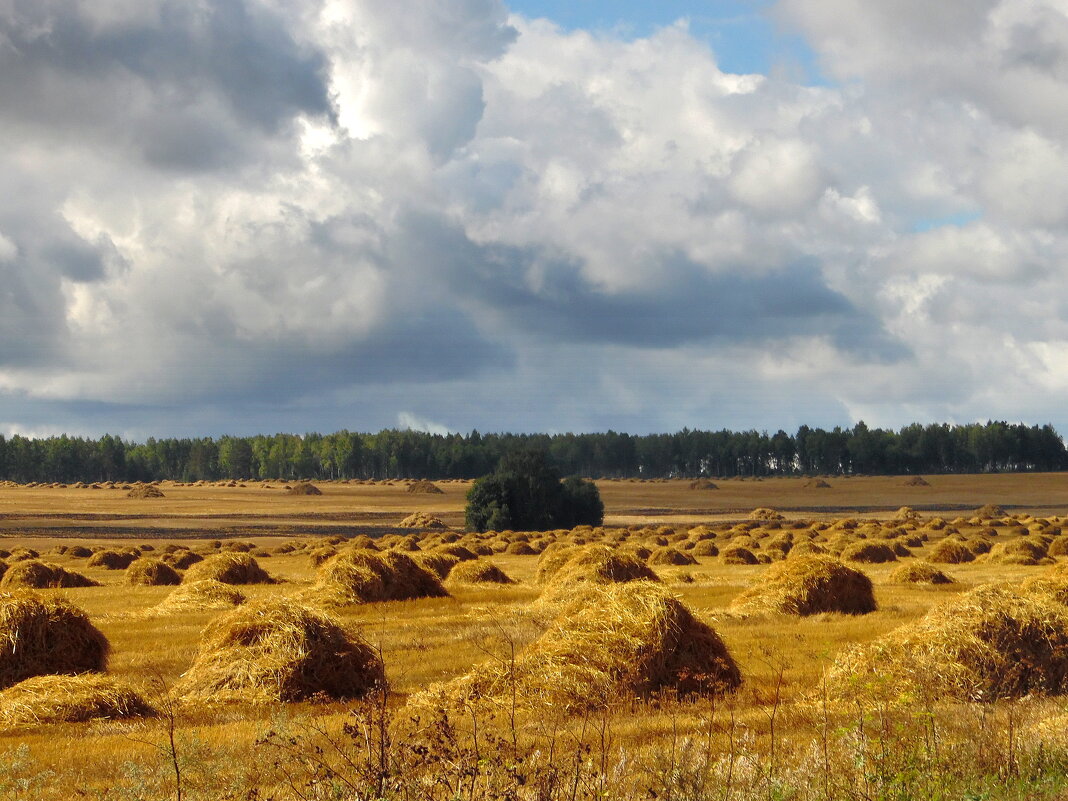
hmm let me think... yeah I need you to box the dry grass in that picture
[0,674,155,727]
[730,556,876,616]
[0,592,109,688]
[175,599,385,703]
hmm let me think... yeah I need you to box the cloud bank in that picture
[0,0,1065,437]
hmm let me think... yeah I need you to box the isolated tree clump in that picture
[465,451,604,533]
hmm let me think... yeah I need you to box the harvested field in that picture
[0,477,1067,799]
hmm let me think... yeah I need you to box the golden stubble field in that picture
[1,473,1068,800]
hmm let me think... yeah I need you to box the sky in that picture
[1,0,1067,440]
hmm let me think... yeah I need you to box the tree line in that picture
[0,421,1063,484]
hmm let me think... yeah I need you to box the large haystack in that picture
[0,561,98,590]
[182,553,275,585]
[0,593,109,689]
[125,558,182,587]
[419,582,740,712]
[313,550,448,605]
[407,479,444,494]
[150,580,246,615]
[889,561,954,585]
[0,674,154,727]
[730,556,876,616]
[444,559,516,587]
[175,599,385,703]
[829,584,1068,701]
[721,546,759,565]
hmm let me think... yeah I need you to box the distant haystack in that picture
[688,479,718,491]
[127,485,165,499]
[0,593,109,689]
[0,674,155,727]
[400,512,450,530]
[805,479,832,489]
[407,479,445,494]
[730,556,876,616]
[976,504,1007,519]
[928,538,976,564]
[175,599,385,703]
[88,550,139,570]
[750,508,784,521]
[287,482,323,496]
[902,476,930,487]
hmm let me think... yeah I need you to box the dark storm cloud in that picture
[399,211,907,359]
[0,0,332,169]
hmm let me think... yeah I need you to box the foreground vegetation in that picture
[0,478,1067,799]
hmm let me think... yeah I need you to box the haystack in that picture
[87,550,139,570]
[182,553,275,585]
[976,504,1007,519]
[688,479,718,491]
[840,540,898,564]
[313,550,448,605]
[150,580,246,615]
[67,546,93,558]
[444,559,516,587]
[538,545,659,589]
[902,476,930,487]
[161,550,203,570]
[692,540,719,557]
[407,479,444,494]
[927,539,976,564]
[175,599,385,703]
[730,556,876,616]
[720,546,759,565]
[287,482,323,496]
[434,544,478,562]
[0,593,108,689]
[413,552,461,579]
[307,546,338,568]
[889,561,954,585]
[805,479,832,489]
[400,512,450,530]
[749,508,784,521]
[647,547,698,566]
[0,674,154,727]
[987,537,1050,565]
[127,485,164,499]
[125,558,181,587]
[505,541,537,555]
[418,582,740,712]
[0,561,98,590]
[829,584,1068,701]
